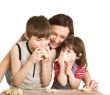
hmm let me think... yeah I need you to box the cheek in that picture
[69,53,77,60]
[50,35,54,40]
[60,39,65,43]
[32,41,40,49]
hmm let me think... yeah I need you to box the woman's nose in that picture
[54,37,60,43]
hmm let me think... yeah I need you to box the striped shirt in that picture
[54,61,85,83]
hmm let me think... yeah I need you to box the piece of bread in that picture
[42,49,49,59]
[45,89,59,93]
[40,48,50,59]
[83,86,91,92]
[5,88,23,95]
[63,53,70,61]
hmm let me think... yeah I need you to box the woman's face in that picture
[49,25,69,49]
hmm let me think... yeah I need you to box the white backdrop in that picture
[0,0,110,94]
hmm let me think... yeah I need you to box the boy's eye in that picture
[67,49,72,53]
[52,32,57,36]
[36,39,41,41]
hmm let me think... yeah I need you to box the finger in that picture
[89,80,98,90]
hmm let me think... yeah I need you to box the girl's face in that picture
[49,25,69,49]
[61,47,77,62]
[29,36,50,51]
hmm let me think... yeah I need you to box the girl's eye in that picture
[67,50,70,53]
[61,49,65,52]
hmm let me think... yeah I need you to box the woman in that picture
[0,14,98,90]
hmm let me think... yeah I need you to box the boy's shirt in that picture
[5,40,56,89]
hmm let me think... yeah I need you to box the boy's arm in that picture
[11,44,33,86]
[41,49,56,87]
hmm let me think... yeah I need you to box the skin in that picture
[0,25,98,91]
[11,36,52,86]
[56,47,81,89]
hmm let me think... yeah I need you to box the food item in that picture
[83,86,91,92]
[5,88,23,95]
[45,89,59,93]
[63,52,70,61]
[41,49,49,59]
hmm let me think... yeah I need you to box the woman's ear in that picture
[76,53,82,59]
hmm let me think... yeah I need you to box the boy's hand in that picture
[29,48,44,63]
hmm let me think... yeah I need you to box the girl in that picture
[53,35,88,89]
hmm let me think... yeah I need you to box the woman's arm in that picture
[0,52,11,82]
[0,32,27,83]
[82,70,98,91]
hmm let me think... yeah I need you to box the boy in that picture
[10,16,56,89]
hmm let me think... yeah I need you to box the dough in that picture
[83,86,91,92]
[5,88,23,95]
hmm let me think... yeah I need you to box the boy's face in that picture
[30,36,50,50]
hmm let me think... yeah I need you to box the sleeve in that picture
[75,66,85,79]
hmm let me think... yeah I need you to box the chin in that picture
[50,44,58,49]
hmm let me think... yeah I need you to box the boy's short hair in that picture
[26,16,51,39]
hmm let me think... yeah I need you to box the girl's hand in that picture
[57,52,65,67]
[65,61,73,76]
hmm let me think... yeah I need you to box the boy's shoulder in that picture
[17,41,27,45]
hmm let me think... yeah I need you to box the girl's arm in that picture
[67,70,81,89]
[66,63,81,89]
[57,63,67,86]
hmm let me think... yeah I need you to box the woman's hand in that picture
[83,80,98,91]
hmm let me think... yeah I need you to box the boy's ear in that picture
[24,32,29,40]
[76,53,82,59]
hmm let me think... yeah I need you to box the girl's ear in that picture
[76,53,82,59]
